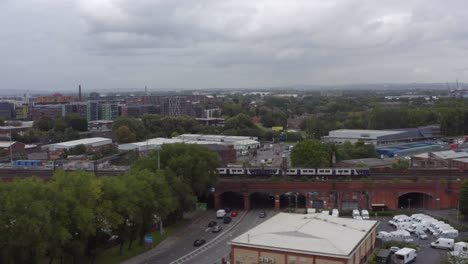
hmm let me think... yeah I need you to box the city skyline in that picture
[1,1,468,91]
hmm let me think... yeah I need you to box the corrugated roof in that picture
[230,213,377,259]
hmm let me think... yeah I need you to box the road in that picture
[130,210,274,264]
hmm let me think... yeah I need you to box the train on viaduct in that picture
[0,167,464,212]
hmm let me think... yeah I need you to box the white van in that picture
[450,242,468,259]
[428,221,445,233]
[394,217,412,228]
[439,229,459,239]
[391,230,412,242]
[389,215,408,226]
[410,213,426,222]
[352,209,361,219]
[332,209,339,217]
[406,223,428,233]
[431,238,455,250]
[395,248,417,264]
[216,209,226,219]
[432,223,451,235]
[396,221,412,231]
[433,225,454,236]
[361,210,370,220]
[377,231,392,241]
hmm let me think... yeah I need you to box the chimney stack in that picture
[79,84,82,101]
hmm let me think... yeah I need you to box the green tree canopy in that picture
[290,140,330,167]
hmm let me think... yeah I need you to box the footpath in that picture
[122,210,212,264]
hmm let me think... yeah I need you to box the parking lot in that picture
[375,216,451,264]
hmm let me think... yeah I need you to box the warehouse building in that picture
[44,137,113,152]
[322,125,441,146]
[174,134,260,150]
[229,213,378,264]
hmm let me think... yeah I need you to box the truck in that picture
[395,248,417,264]
[361,209,370,220]
[431,238,455,250]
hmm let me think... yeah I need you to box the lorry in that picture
[395,248,417,264]
[431,238,455,250]
[361,209,370,220]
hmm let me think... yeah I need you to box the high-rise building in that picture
[65,102,88,119]
[15,105,29,120]
[30,105,64,121]
[0,102,14,119]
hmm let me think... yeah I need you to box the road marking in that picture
[168,211,249,264]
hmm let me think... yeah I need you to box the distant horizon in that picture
[0,81,465,96]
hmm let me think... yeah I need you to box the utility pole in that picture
[9,127,13,166]
[408,198,412,210]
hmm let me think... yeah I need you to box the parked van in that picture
[377,231,392,241]
[216,209,226,219]
[414,215,433,223]
[410,213,426,222]
[406,223,428,233]
[352,209,361,219]
[306,208,316,214]
[389,215,408,226]
[431,223,451,235]
[332,209,339,217]
[449,242,468,259]
[361,210,370,220]
[395,248,417,264]
[431,238,455,250]
[439,229,459,239]
[376,249,391,264]
[390,230,413,243]
[433,225,454,236]
[428,221,445,233]
[396,221,412,231]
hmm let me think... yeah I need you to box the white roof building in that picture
[230,213,378,262]
[118,138,183,152]
[44,137,112,151]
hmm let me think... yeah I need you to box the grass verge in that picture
[95,219,188,264]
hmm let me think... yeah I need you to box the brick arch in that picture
[397,191,435,210]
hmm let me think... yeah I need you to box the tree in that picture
[68,144,87,155]
[290,140,330,167]
[112,117,146,141]
[64,114,88,132]
[116,125,136,143]
[392,159,410,169]
[459,180,468,218]
[35,116,54,131]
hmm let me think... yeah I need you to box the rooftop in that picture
[230,213,378,259]
[0,141,17,148]
[327,129,404,139]
[431,150,468,160]
[52,137,112,147]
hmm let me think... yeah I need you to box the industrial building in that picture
[229,213,378,264]
[322,126,441,146]
[44,137,113,152]
[411,150,468,169]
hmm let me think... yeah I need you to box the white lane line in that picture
[168,212,249,264]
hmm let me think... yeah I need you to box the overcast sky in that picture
[1,0,468,92]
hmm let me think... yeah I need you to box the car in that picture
[389,246,400,254]
[231,210,238,217]
[193,239,206,247]
[224,207,231,213]
[212,225,222,233]
[207,221,217,227]
[416,230,428,240]
[223,216,232,224]
[259,211,266,218]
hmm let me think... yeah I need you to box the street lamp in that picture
[436,198,440,210]
[408,198,412,210]
[155,145,161,170]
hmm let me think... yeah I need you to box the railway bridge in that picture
[214,180,460,211]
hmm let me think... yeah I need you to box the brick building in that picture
[230,213,378,264]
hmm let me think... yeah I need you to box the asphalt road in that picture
[136,209,274,264]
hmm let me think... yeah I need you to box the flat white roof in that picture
[327,129,404,140]
[51,137,112,148]
[0,141,16,148]
[431,150,468,160]
[230,213,377,259]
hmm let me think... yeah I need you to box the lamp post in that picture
[436,198,440,210]
[155,145,161,170]
[408,198,412,210]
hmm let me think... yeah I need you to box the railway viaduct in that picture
[215,180,462,211]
